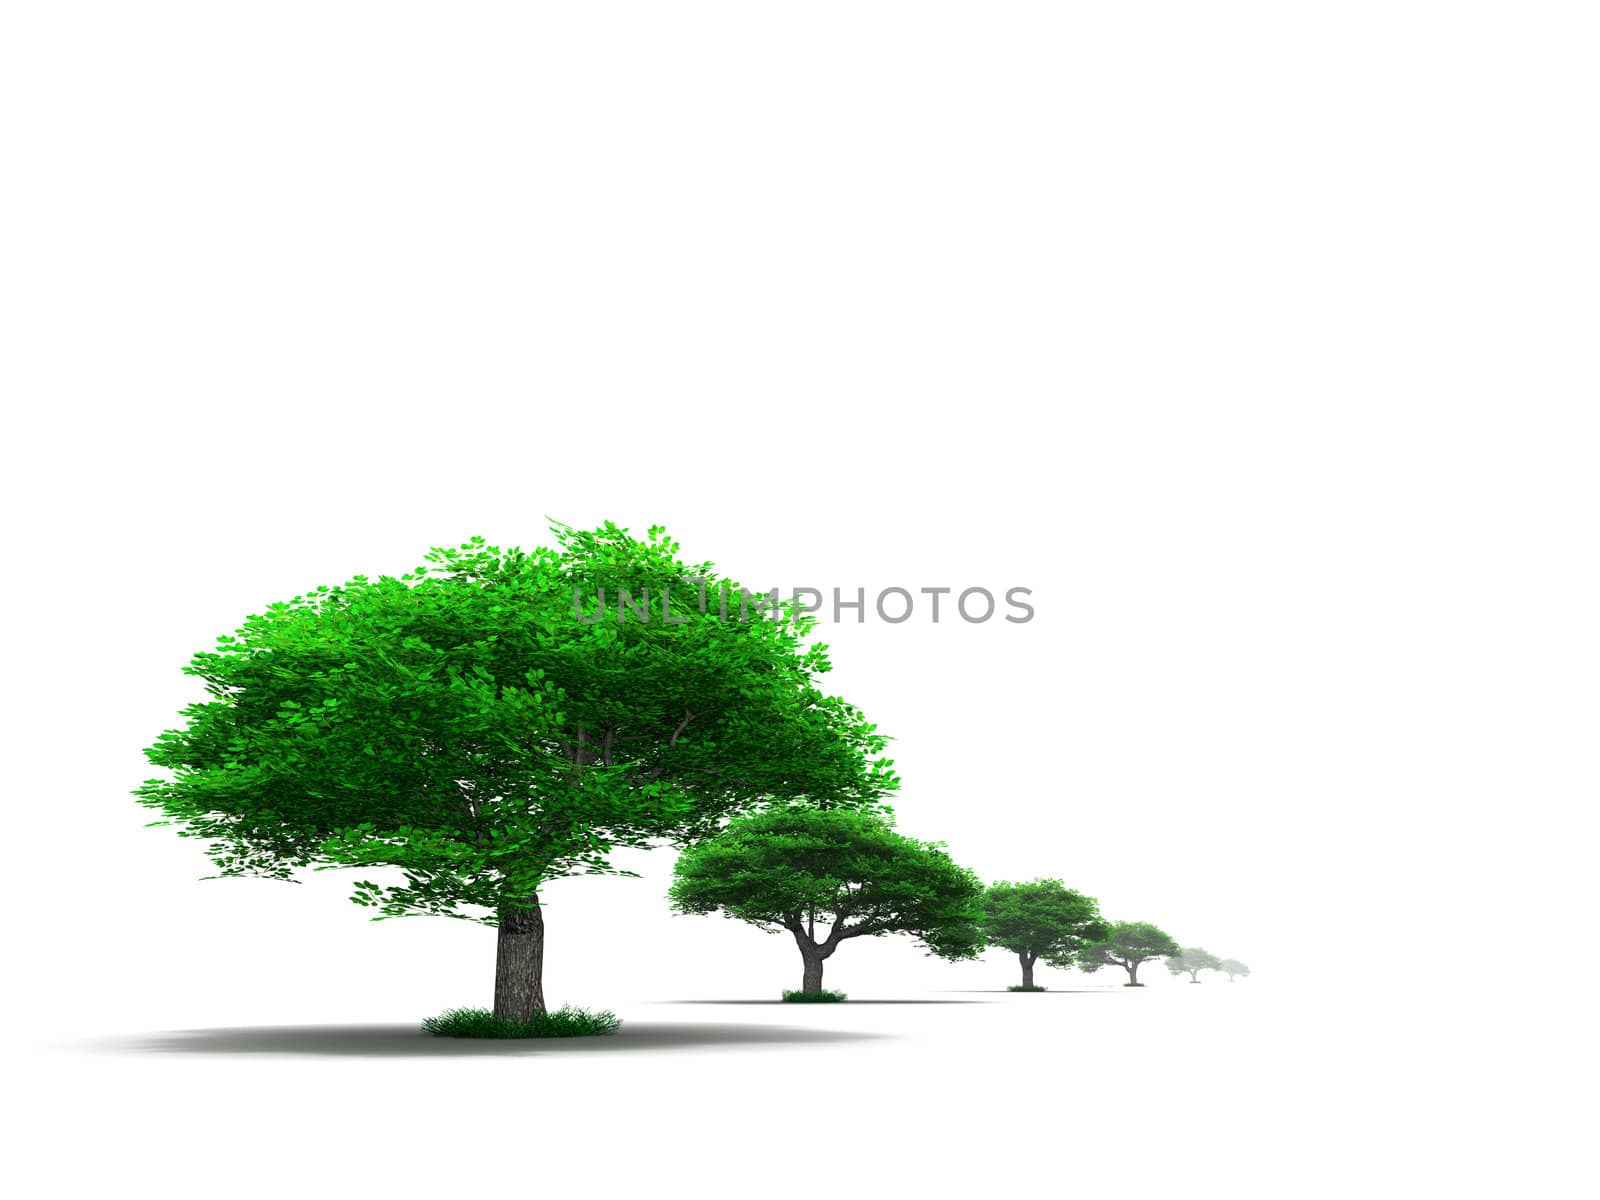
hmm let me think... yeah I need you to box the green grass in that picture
[422,1005,621,1038]
[781,988,848,1002]
[1008,984,1048,992]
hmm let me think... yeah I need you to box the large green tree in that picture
[1166,946,1223,983]
[980,879,1109,988]
[135,524,896,1021]
[667,803,985,995]
[1077,921,1181,987]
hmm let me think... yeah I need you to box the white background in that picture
[3,3,1596,1197]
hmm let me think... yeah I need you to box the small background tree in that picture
[1219,958,1251,982]
[980,879,1109,989]
[668,802,985,996]
[1077,921,1181,986]
[1166,946,1222,983]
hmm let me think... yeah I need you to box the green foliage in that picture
[981,878,1109,970]
[1007,984,1048,992]
[1078,921,1182,977]
[781,989,848,1002]
[421,1005,620,1038]
[133,524,898,924]
[1218,958,1251,981]
[1166,946,1223,980]
[668,802,986,961]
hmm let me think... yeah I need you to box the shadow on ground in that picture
[939,989,1110,994]
[78,1021,892,1058]
[654,998,986,1005]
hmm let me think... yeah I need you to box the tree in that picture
[135,524,897,1021]
[1165,946,1222,983]
[667,802,985,995]
[1218,958,1250,982]
[1077,921,1181,986]
[980,879,1109,988]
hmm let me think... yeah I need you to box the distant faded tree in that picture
[668,803,985,996]
[1078,921,1181,986]
[1166,946,1223,983]
[1219,958,1250,982]
[980,879,1109,988]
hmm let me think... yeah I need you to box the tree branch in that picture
[669,709,698,747]
[781,910,814,948]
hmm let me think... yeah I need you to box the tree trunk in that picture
[1020,955,1035,988]
[1126,961,1140,985]
[801,951,825,994]
[790,922,833,995]
[493,896,546,1022]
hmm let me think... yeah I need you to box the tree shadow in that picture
[653,999,987,1005]
[77,1021,893,1058]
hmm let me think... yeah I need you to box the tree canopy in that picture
[980,878,1109,988]
[135,524,897,1018]
[1077,920,1182,986]
[667,802,985,994]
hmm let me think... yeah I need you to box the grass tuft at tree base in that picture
[1123,982,1146,987]
[781,988,848,1002]
[1007,984,1048,992]
[422,1005,621,1038]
